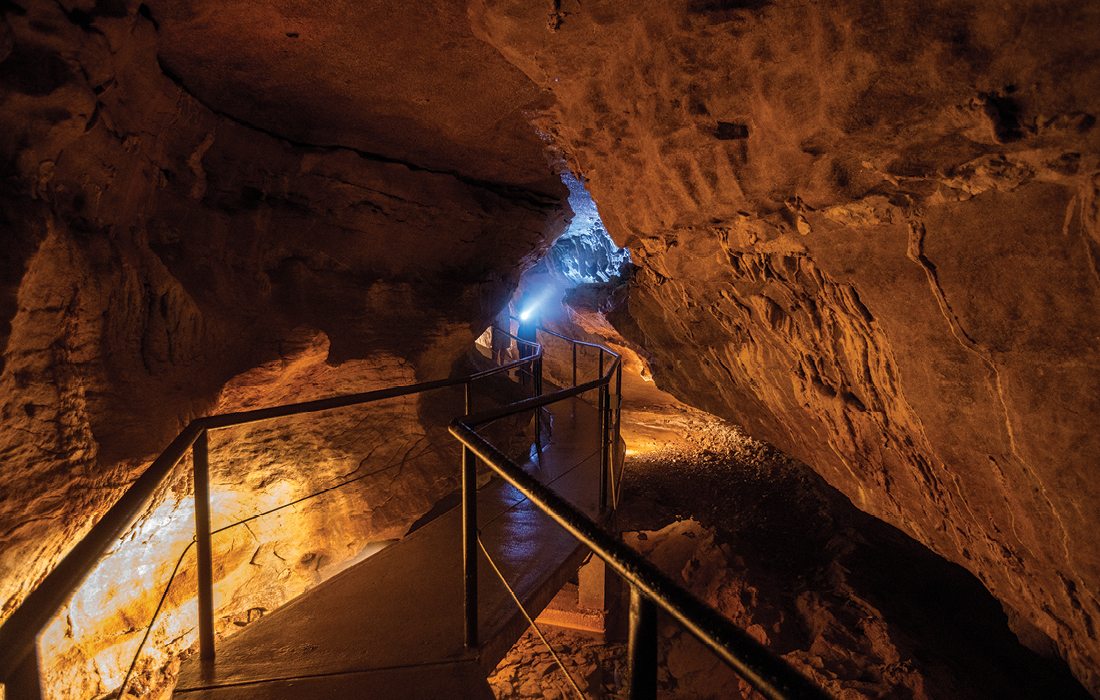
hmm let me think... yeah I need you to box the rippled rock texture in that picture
[473,0,1100,691]
[40,333,462,698]
[6,0,1100,695]
[0,1,563,691]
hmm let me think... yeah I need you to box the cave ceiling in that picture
[145,0,561,193]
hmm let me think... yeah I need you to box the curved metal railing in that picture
[0,322,825,700]
[451,326,827,700]
[0,329,543,699]
[535,325,628,507]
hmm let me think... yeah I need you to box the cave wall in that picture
[5,0,1100,694]
[0,0,565,651]
[471,0,1100,691]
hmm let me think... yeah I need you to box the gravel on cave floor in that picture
[487,408,1090,700]
[488,410,803,700]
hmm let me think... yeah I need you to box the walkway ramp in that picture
[174,396,602,699]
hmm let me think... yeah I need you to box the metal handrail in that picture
[1,321,825,700]
[117,434,453,697]
[0,331,543,692]
[521,323,624,509]
[537,325,616,354]
[450,336,826,700]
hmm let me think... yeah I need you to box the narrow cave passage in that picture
[545,173,631,287]
[2,2,1098,699]
[487,190,1093,700]
[507,171,631,331]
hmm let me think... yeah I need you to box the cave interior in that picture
[0,1,1098,699]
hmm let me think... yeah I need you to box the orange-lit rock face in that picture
[0,1,563,690]
[471,0,1100,692]
[38,331,468,698]
[5,0,1100,696]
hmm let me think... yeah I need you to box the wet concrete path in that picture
[174,395,604,699]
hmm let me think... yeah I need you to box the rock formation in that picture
[471,0,1100,691]
[4,0,1100,696]
[0,0,564,690]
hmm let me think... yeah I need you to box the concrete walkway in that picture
[174,395,603,698]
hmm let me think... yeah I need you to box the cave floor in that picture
[172,394,606,699]
[489,386,1092,699]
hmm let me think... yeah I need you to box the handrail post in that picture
[605,369,614,503]
[534,357,543,447]
[193,430,215,662]
[572,342,577,387]
[462,445,479,649]
[8,646,43,700]
[616,364,623,433]
[616,361,623,444]
[603,382,611,510]
[628,585,658,700]
[614,361,623,504]
[598,384,608,514]
[602,350,611,515]
[465,381,472,414]
[598,348,609,512]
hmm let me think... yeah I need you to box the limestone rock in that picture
[471,0,1100,691]
[0,2,563,692]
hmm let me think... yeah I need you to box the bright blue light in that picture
[517,288,554,322]
[548,172,630,285]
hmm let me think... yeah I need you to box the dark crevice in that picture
[0,43,73,95]
[147,54,561,211]
[715,121,749,140]
[83,101,100,132]
[137,3,158,31]
[52,0,122,36]
[405,490,460,535]
[64,7,95,31]
[0,0,27,16]
[981,90,1027,143]
[688,0,771,12]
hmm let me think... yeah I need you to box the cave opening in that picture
[544,172,631,288]
[511,171,631,329]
